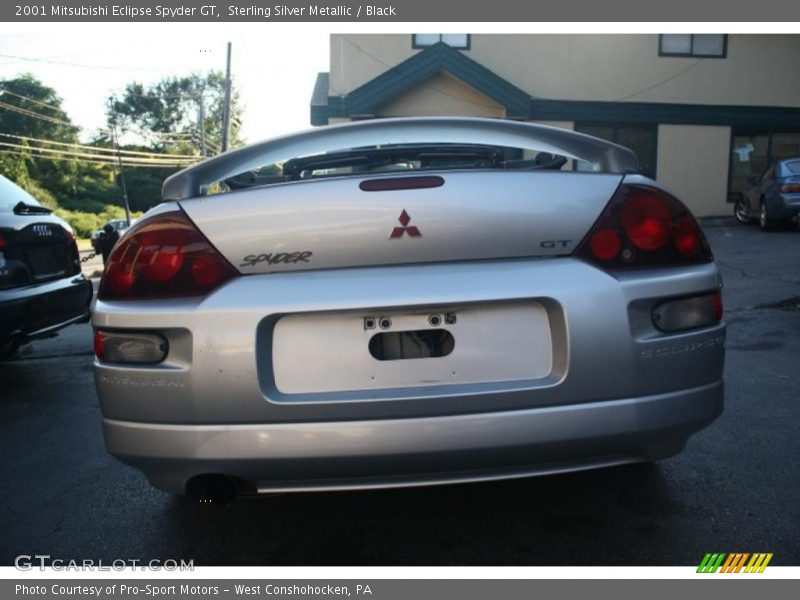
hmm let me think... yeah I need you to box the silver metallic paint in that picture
[103,381,722,494]
[180,170,624,274]
[94,137,724,494]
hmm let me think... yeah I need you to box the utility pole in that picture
[108,98,132,226]
[221,42,232,153]
[198,93,207,157]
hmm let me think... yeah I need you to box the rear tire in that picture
[734,197,751,224]
[760,200,781,231]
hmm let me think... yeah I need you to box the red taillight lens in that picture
[588,229,621,261]
[621,192,671,251]
[712,291,723,322]
[576,183,712,269]
[137,229,187,283]
[673,217,701,255]
[94,330,105,359]
[780,183,800,193]
[98,210,238,300]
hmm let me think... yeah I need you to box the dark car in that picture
[0,175,93,359]
[90,219,130,251]
[735,157,800,230]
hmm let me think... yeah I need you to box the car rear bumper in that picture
[0,275,93,350]
[771,193,800,219]
[103,379,723,494]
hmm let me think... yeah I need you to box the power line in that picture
[0,96,193,148]
[0,141,196,165]
[0,100,77,127]
[0,52,193,72]
[0,89,66,114]
[612,36,731,102]
[0,149,188,169]
[340,36,505,112]
[0,132,199,159]
[613,59,706,102]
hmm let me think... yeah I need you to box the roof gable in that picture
[346,42,531,119]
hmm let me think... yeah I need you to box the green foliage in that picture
[108,71,244,152]
[1,74,112,209]
[55,206,143,239]
[1,73,243,226]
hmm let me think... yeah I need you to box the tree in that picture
[0,75,116,216]
[0,74,78,143]
[0,74,83,202]
[107,71,244,155]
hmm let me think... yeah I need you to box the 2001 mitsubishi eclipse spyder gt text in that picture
[91,117,725,501]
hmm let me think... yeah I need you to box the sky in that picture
[0,24,330,145]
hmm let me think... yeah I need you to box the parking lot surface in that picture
[1,218,798,566]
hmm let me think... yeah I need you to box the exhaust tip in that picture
[186,474,238,505]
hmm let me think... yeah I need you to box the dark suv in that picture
[0,175,93,359]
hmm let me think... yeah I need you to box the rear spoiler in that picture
[162,117,640,201]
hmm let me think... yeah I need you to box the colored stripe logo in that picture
[697,553,773,573]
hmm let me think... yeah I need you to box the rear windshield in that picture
[784,160,800,175]
[0,175,42,212]
[222,144,568,193]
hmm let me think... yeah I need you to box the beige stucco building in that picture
[310,34,800,216]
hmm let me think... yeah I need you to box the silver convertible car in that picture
[92,118,725,502]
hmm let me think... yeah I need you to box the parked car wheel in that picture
[734,197,751,224]
[760,200,780,231]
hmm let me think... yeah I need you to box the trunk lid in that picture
[179,170,623,274]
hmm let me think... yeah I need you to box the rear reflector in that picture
[652,292,723,332]
[588,229,621,262]
[94,329,168,364]
[576,183,713,269]
[98,210,238,300]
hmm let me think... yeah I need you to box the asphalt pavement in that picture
[1,217,798,566]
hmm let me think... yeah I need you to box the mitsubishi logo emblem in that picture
[389,209,422,239]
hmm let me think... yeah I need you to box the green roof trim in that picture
[310,43,800,130]
[345,42,531,119]
[310,72,330,126]
[530,99,800,130]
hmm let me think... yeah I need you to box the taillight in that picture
[97,210,237,300]
[780,183,800,193]
[576,183,712,269]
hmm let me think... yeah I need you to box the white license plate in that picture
[272,302,553,394]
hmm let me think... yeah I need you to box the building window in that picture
[729,131,800,202]
[659,34,727,58]
[413,34,470,49]
[574,124,658,179]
